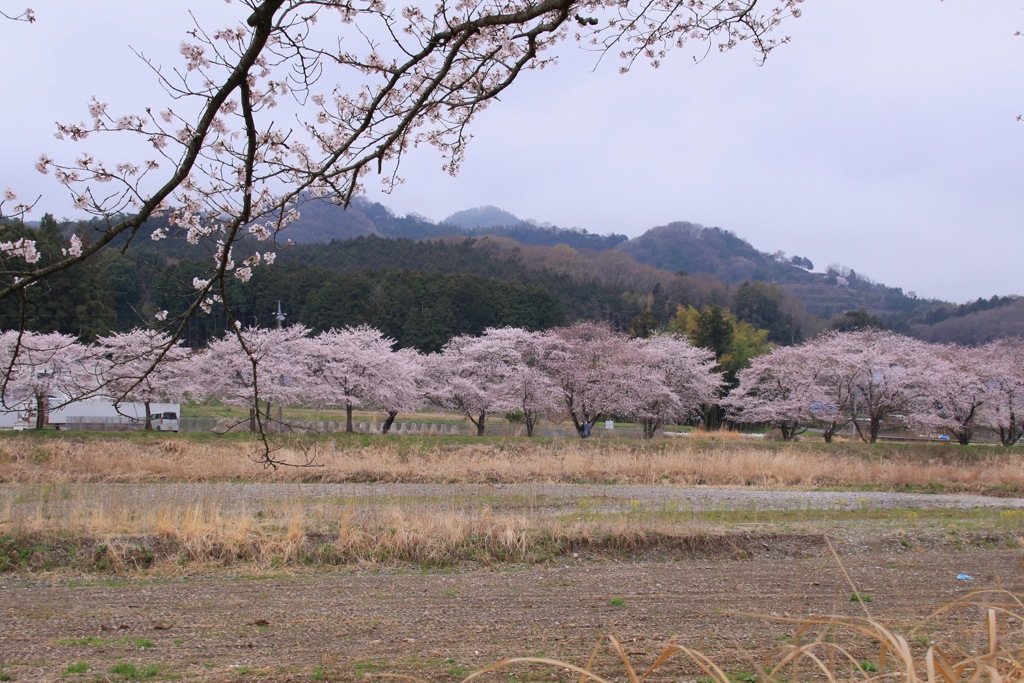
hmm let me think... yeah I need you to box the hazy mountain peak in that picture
[443,206,524,229]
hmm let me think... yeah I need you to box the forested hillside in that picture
[3,198,1020,350]
[615,222,816,284]
[149,237,637,350]
[274,201,947,327]
[909,297,1024,344]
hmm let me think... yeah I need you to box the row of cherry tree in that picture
[0,323,722,438]
[723,329,1024,446]
[4,325,1022,445]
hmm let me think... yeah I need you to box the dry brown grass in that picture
[0,433,1022,493]
[1,433,1020,571]
[0,483,727,570]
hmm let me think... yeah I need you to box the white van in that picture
[151,411,179,432]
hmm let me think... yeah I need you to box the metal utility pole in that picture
[271,301,287,429]
[274,301,286,329]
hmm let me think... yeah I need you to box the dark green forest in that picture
[0,219,646,351]
[1,204,1018,355]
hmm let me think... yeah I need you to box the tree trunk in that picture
[475,412,486,436]
[381,411,397,434]
[34,395,46,430]
[345,403,354,433]
[779,423,795,441]
[249,406,257,433]
[852,420,867,443]
[1008,414,1021,447]
[956,406,976,446]
[524,415,535,437]
[869,417,881,443]
[144,400,153,431]
[822,421,840,443]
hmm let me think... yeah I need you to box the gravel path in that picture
[7,481,1020,514]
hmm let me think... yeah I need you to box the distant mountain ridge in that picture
[46,194,1020,345]
[282,200,818,285]
[438,205,626,249]
[279,197,630,251]
[270,197,943,322]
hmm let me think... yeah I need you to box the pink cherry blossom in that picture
[539,322,637,438]
[94,329,191,430]
[0,331,93,429]
[628,334,723,438]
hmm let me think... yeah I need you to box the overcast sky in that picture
[2,1,1021,303]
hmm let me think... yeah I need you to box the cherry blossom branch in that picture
[0,7,34,22]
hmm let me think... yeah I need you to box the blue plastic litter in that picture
[957,573,974,581]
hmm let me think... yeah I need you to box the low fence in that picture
[172,417,648,439]
[63,416,237,433]
[174,417,465,435]
[64,416,156,432]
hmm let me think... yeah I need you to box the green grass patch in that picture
[0,534,56,572]
[109,663,139,679]
[55,635,157,649]
[859,660,879,673]
[352,658,389,678]
[56,636,108,647]
[64,661,91,674]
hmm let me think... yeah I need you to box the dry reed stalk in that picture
[369,591,1024,683]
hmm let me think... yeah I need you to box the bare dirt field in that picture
[1,543,1022,682]
[2,483,1023,682]
[2,435,1023,681]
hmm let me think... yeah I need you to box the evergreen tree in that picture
[692,306,734,359]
